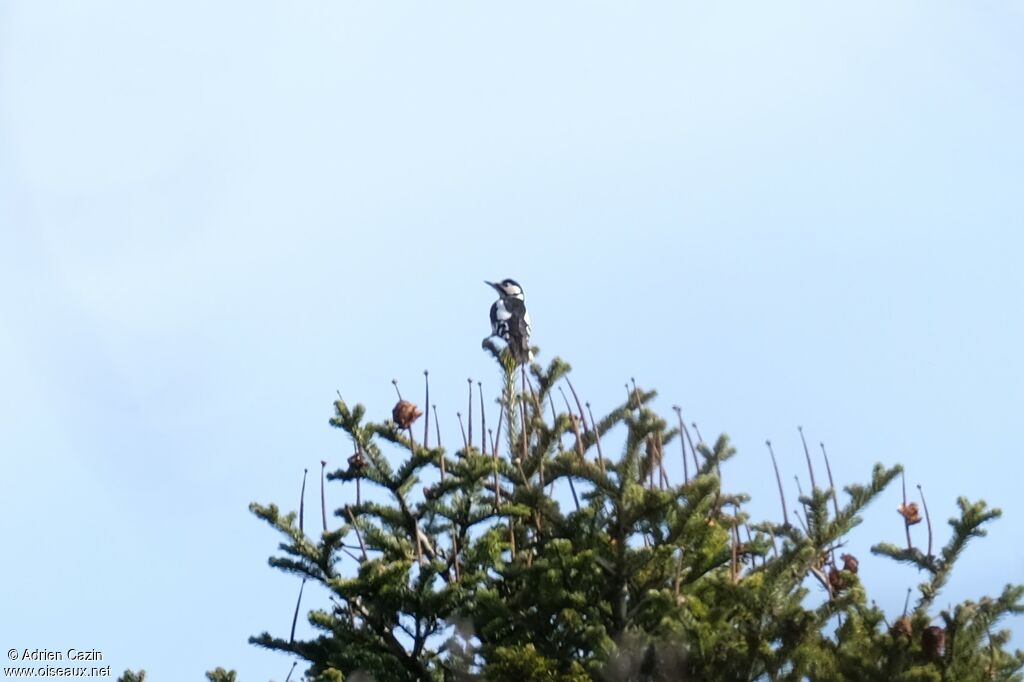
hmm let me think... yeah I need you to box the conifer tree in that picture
[120,666,241,680]
[245,348,1023,681]
[117,671,146,682]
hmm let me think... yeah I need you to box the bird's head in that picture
[485,278,525,299]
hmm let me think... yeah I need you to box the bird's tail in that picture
[511,335,532,365]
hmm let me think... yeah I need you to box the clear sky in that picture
[2,2,1022,679]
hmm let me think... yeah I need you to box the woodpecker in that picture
[483,278,532,363]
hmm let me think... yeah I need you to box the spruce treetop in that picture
[235,346,1023,681]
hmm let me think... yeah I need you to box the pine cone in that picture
[890,616,913,640]
[898,502,922,525]
[347,451,367,475]
[393,400,423,429]
[922,626,945,660]
[841,553,859,574]
[828,566,846,592]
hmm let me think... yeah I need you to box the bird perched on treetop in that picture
[483,279,533,364]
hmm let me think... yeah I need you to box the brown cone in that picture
[891,616,913,640]
[347,451,367,475]
[393,400,424,429]
[922,626,945,661]
[898,502,922,525]
[828,567,845,592]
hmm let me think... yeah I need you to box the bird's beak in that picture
[484,280,501,292]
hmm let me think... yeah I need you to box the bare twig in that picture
[793,509,809,535]
[566,471,580,512]
[392,378,403,401]
[492,395,505,460]
[656,431,668,489]
[432,404,441,449]
[289,579,306,644]
[917,483,933,558]
[479,381,486,453]
[457,412,468,451]
[355,465,362,507]
[673,406,690,483]
[558,387,584,462]
[766,440,789,528]
[798,426,818,491]
[809,563,832,599]
[684,421,700,474]
[564,377,591,439]
[585,402,606,473]
[299,468,308,535]
[490,428,501,510]
[320,460,328,533]
[819,442,840,519]
[645,435,657,490]
[691,422,704,445]
[902,470,913,551]
[793,473,811,532]
[345,505,368,561]
[423,371,430,448]
[467,378,473,450]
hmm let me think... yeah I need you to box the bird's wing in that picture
[504,298,528,329]
[502,298,531,359]
[490,300,511,323]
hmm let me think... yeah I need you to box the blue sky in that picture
[2,2,1023,679]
